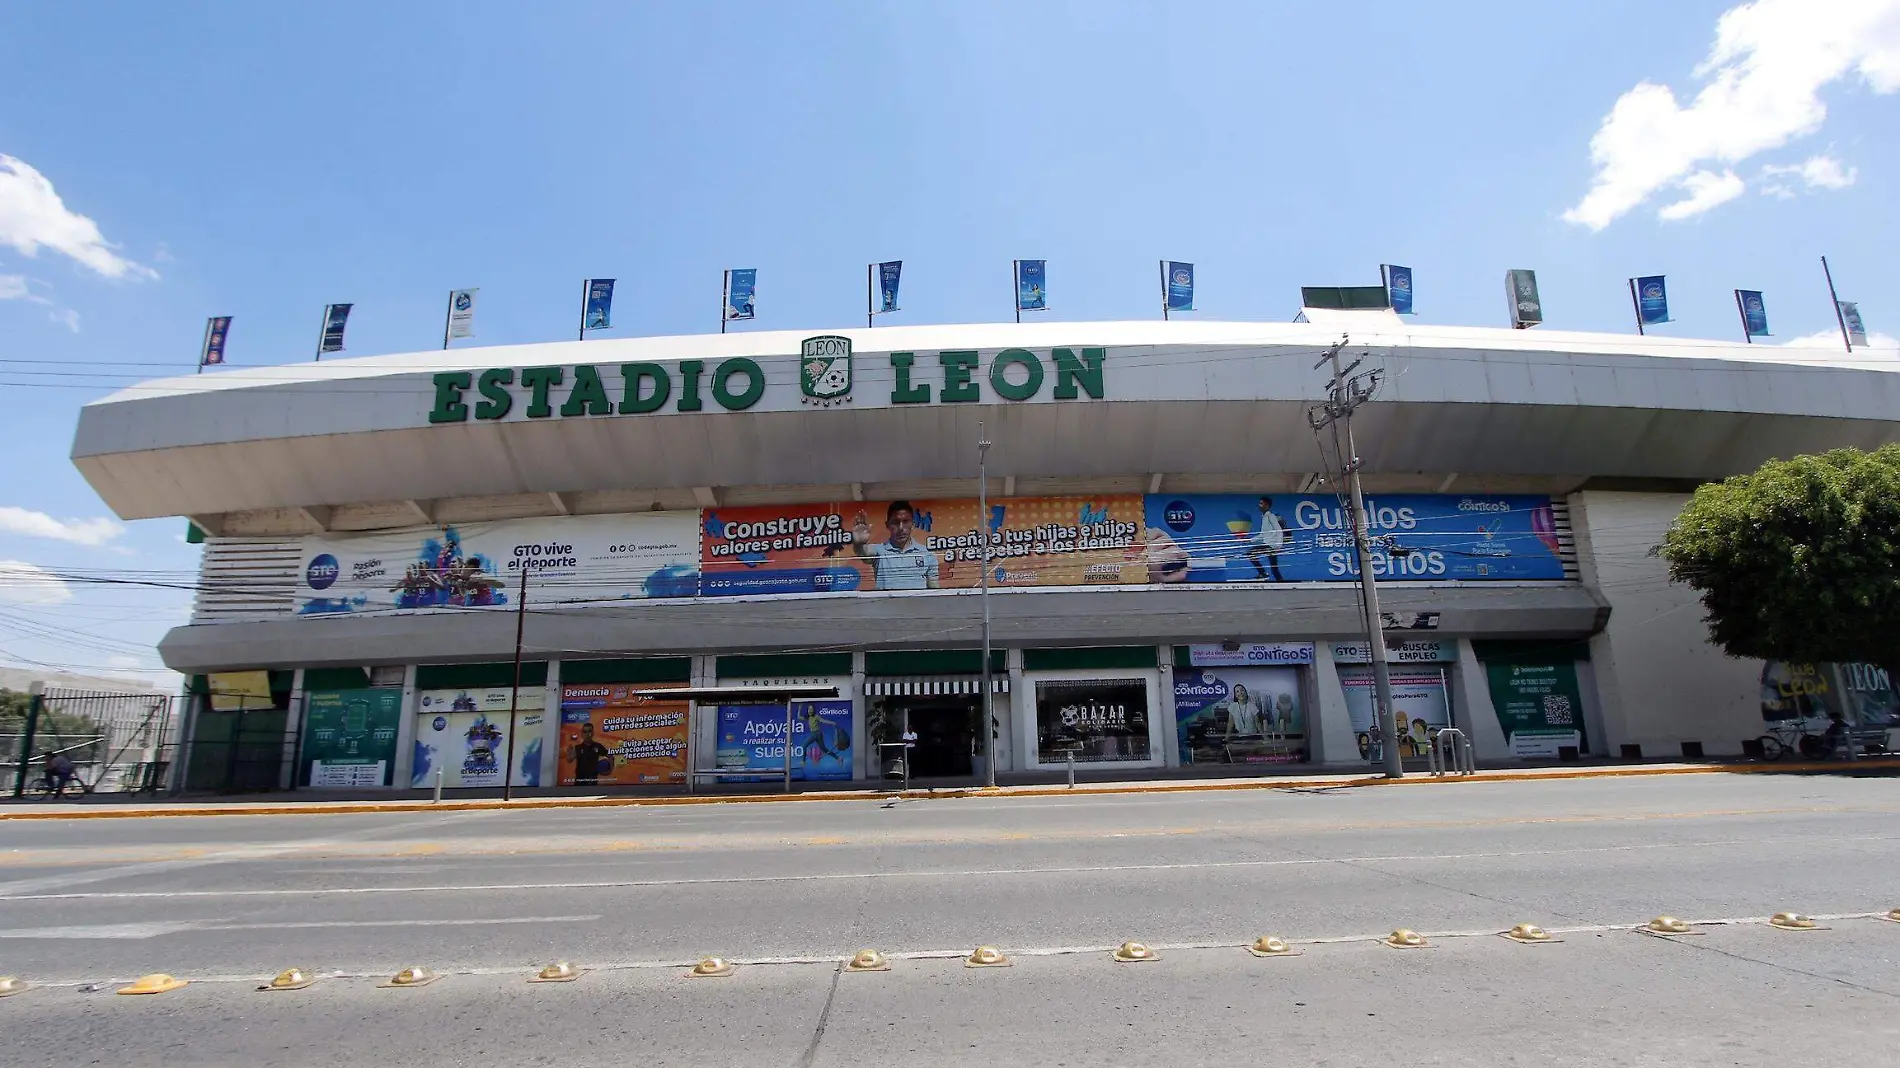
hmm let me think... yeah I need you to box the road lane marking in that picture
[0,915,599,939]
[7,834,1897,901]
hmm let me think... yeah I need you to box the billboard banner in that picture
[447,288,478,338]
[1840,301,1869,346]
[1174,666,1306,765]
[1164,261,1194,312]
[1633,275,1670,326]
[319,303,352,353]
[558,683,688,786]
[877,261,902,313]
[412,687,544,788]
[725,268,757,321]
[1485,661,1585,758]
[583,279,615,331]
[1015,259,1047,311]
[714,700,853,781]
[1761,661,1898,728]
[294,512,699,615]
[1185,642,1314,667]
[1506,269,1542,327]
[1737,289,1770,337]
[700,496,1145,597]
[200,315,232,366]
[1337,664,1450,761]
[1142,494,1565,583]
[301,688,401,787]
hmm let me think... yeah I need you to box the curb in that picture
[2,759,1895,820]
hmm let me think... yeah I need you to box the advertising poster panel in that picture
[1174,666,1306,765]
[412,687,545,788]
[1336,666,1452,761]
[558,683,689,786]
[294,512,700,615]
[1035,678,1151,764]
[700,496,1145,597]
[1761,661,1899,728]
[1485,662,1586,758]
[1141,494,1564,583]
[301,688,402,787]
[714,701,853,781]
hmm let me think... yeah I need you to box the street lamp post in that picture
[979,423,997,789]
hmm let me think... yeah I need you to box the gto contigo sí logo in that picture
[799,335,853,406]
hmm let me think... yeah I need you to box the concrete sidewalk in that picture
[4,757,1896,819]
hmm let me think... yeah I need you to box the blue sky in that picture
[1,0,1897,684]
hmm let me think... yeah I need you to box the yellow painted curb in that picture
[2,759,1894,820]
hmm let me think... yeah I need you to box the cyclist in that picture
[42,750,78,797]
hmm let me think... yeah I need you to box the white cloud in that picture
[1564,0,1900,229]
[0,274,26,300]
[0,155,156,280]
[1656,170,1746,220]
[47,307,80,332]
[1761,153,1860,197]
[1782,328,1898,348]
[0,561,73,606]
[0,506,125,546]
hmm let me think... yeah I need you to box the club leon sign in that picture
[428,342,1106,424]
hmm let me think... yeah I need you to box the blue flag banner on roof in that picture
[201,316,232,366]
[1165,261,1194,312]
[725,269,757,321]
[877,261,901,314]
[1840,301,1868,346]
[584,279,615,331]
[1634,275,1670,326]
[319,304,352,354]
[1384,265,1414,315]
[1737,290,1770,337]
[1015,259,1047,312]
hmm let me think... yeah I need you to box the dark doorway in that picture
[907,703,974,778]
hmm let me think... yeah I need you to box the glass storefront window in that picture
[1035,678,1150,763]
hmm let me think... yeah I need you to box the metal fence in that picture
[5,688,178,796]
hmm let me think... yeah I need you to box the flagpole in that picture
[1735,290,1752,345]
[866,264,874,329]
[196,317,211,375]
[1822,256,1851,352]
[1160,261,1169,321]
[579,280,588,341]
[1012,261,1020,324]
[315,305,327,363]
[442,291,453,350]
[720,271,729,335]
[1628,278,1645,336]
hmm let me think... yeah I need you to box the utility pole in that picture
[1308,336,1403,779]
[502,564,529,801]
[978,422,997,789]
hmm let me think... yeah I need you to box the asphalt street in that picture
[3,773,1899,1066]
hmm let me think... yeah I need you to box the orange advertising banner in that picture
[557,683,688,786]
[699,496,1146,596]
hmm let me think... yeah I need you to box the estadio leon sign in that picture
[427,337,1107,424]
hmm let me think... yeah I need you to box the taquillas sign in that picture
[427,338,1106,424]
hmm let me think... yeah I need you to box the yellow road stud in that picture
[688,957,734,978]
[964,945,1012,968]
[1503,923,1559,944]
[1111,941,1158,963]
[379,966,438,988]
[259,968,316,992]
[844,949,890,973]
[117,973,187,995]
[1383,928,1429,949]
[1641,916,1699,936]
[529,961,584,982]
[0,976,26,998]
[1248,936,1299,957]
[1768,912,1821,931]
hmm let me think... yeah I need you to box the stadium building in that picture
[70,313,1900,792]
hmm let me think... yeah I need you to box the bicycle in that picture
[24,770,91,800]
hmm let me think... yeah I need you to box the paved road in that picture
[3,773,1899,1065]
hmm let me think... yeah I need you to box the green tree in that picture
[0,688,104,756]
[1657,444,1900,683]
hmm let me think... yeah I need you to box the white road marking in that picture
[0,915,599,939]
[8,834,1897,902]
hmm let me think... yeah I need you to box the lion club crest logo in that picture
[800,335,853,406]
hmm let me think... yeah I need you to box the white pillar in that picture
[393,663,420,789]
[1310,644,1362,767]
[849,651,868,781]
[692,655,717,773]
[539,660,562,788]
[1004,648,1026,773]
[1454,640,1511,762]
[1157,646,1180,768]
[279,668,306,790]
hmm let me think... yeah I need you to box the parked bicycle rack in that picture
[1430,728,1476,776]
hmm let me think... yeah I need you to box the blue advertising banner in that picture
[584,279,615,330]
[1015,259,1047,311]
[1141,494,1566,582]
[877,261,902,313]
[725,269,757,321]
[1384,265,1414,315]
[201,316,232,366]
[1174,665,1307,765]
[1165,261,1194,312]
[715,700,853,781]
[1840,301,1869,345]
[319,304,352,353]
[1737,290,1770,337]
[1634,275,1670,326]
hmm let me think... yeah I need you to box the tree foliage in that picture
[1658,444,1900,680]
[0,688,104,752]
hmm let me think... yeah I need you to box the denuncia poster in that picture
[412,687,544,788]
[558,683,688,786]
[1174,667,1306,764]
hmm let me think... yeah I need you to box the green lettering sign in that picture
[560,364,613,417]
[474,368,513,420]
[1053,347,1105,400]
[618,363,671,414]
[712,358,765,411]
[520,366,564,418]
[890,352,930,404]
[938,351,980,403]
[989,348,1044,402]
[677,360,705,412]
[429,371,471,423]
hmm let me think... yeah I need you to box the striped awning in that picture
[863,675,1009,697]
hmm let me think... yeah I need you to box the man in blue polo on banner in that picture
[850,501,940,590]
